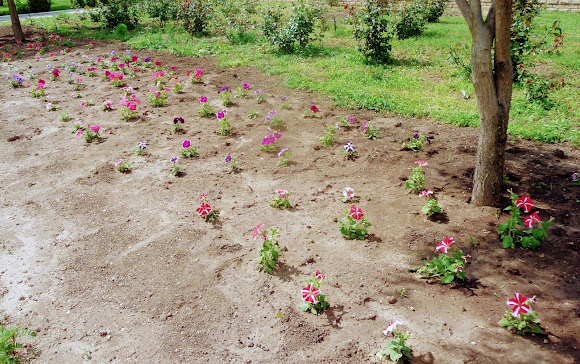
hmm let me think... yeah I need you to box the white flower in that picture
[384,320,403,336]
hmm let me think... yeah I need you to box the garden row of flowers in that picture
[5,35,576,361]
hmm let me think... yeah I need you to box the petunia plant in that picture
[270,189,292,209]
[133,141,148,156]
[499,293,543,335]
[225,155,240,173]
[30,79,46,97]
[405,160,427,194]
[114,158,132,173]
[303,104,320,118]
[572,172,579,185]
[376,320,413,363]
[255,89,265,103]
[280,96,291,109]
[411,237,470,284]
[216,110,231,136]
[254,224,282,274]
[198,96,215,117]
[419,190,442,216]
[170,156,183,176]
[301,270,329,315]
[401,132,427,152]
[498,189,553,249]
[319,125,336,147]
[219,86,232,106]
[266,110,284,130]
[339,205,372,240]
[342,187,359,203]
[236,82,250,98]
[147,89,167,107]
[188,68,203,83]
[180,139,199,158]
[362,121,380,140]
[338,115,355,131]
[172,117,185,133]
[341,142,358,160]
[197,193,220,223]
[277,148,292,167]
[261,129,282,152]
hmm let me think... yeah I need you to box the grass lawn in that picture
[0,0,72,16]
[17,6,580,144]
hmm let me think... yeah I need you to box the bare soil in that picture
[1,28,579,363]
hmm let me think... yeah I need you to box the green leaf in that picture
[389,351,403,362]
[502,235,514,248]
[499,318,510,327]
[441,273,455,284]
[498,223,508,233]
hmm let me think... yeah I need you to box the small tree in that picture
[455,0,513,206]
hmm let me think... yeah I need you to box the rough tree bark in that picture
[455,0,513,207]
[7,0,25,41]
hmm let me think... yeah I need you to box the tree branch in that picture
[484,1,497,39]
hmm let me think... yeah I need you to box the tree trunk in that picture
[7,0,25,41]
[455,0,513,207]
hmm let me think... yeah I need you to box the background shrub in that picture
[420,0,450,23]
[143,0,179,28]
[177,0,213,37]
[270,0,322,53]
[92,0,141,29]
[394,2,427,40]
[353,0,393,64]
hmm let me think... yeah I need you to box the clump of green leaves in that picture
[300,270,329,315]
[319,125,336,146]
[256,225,282,274]
[394,2,427,40]
[405,162,427,194]
[498,189,553,249]
[198,100,215,118]
[421,191,442,216]
[499,293,543,335]
[177,0,213,36]
[248,109,259,119]
[0,322,36,363]
[350,0,393,64]
[363,122,380,139]
[376,329,412,363]
[114,159,132,173]
[268,0,323,53]
[277,148,292,167]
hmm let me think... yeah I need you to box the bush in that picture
[143,0,179,28]
[93,0,141,29]
[178,0,213,37]
[269,0,322,53]
[73,0,102,7]
[260,5,283,41]
[420,0,450,23]
[523,75,556,109]
[394,2,427,40]
[353,0,393,64]
[28,0,51,13]
[213,0,257,43]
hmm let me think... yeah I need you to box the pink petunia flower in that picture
[419,190,434,197]
[383,320,403,336]
[216,110,227,119]
[436,237,455,254]
[277,148,288,158]
[182,140,191,148]
[276,189,288,197]
[90,125,100,132]
[516,195,534,213]
[314,270,325,280]
[197,202,212,216]
[253,223,264,240]
[507,293,535,317]
[415,160,428,167]
[200,96,207,103]
[301,283,320,304]
[343,187,355,199]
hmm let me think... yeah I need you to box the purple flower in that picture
[225,155,232,163]
[182,140,191,148]
[170,156,178,163]
[573,172,579,180]
[126,49,131,54]
[280,97,287,102]
[278,148,288,157]
[344,142,356,153]
[200,96,207,103]
[362,122,369,133]
[255,89,261,94]
[144,57,151,62]
[346,116,355,123]
[137,141,147,150]
[174,117,184,124]
[220,85,229,93]
[242,82,249,89]
[12,74,24,83]
[111,50,116,56]
[413,133,420,140]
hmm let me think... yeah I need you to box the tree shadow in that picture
[324,304,346,329]
[274,261,302,283]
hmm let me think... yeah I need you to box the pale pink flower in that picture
[415,160,428,167]
[383,320,403,336]
[253,223,264,240]
[419,190,434,198]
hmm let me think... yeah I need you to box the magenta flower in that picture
[182,140,191,148]
[524,211,541,228]
[436,237,455,253]
[277,148,288,157]
[273,131,282,140]
[170,156,178,163]
[507,293,535,317]
[194,69,203,79]
[280,96,287,102]
[242,82,249,89]
[174,117,184,124]
[415,160,428,167]
[76,129,84,136]
[350,205,364,220]
[253,223,264,240]
[345,116,355,123]
[301,283,320,304]
[362,122,369,133]
[276,189,288,197]
[216,110,227,119]
[225,155,232,163]
[37,79,45,89]
[516,195,534,213]
[115,158,123,167]
[310,104,319,113]
[90,125,100,132]
[200,96,207,103]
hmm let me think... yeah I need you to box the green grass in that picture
[15,8,580,144]
[0,0,72,16]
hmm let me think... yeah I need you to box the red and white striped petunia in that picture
[415,160,428,168]
[301,283,320,304]
[516,195,534,213]
[314,270,325,280]
[350,206,364,221]
[197,202,211,216]
[524,211,541,228]
[507,293,535,317]
[436,237,455,253]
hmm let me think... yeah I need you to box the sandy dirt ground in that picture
[0,28,579,363]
